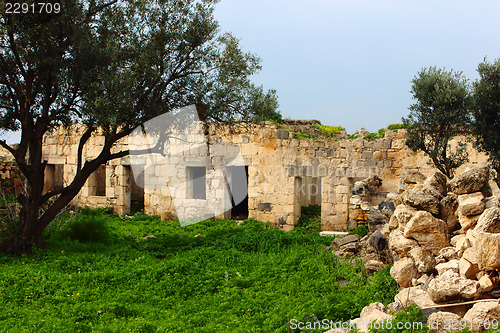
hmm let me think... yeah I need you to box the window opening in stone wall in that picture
[225,166,249,220]
[89,165,106,196]
[187,166,206,200]
[43,164,64,194]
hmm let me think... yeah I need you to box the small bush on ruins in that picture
[313,124,346,136]
[294,205,322,234]
[386,123,408,130]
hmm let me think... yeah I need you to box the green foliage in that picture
[294,205,321,234]
[387,123,407,130]
[294,130,316,139]
[347,132,359,140]
[471,58,500,188]
[61,207,112,243]
[313,124,345,136]
[0,208,399,332]
[403,66,471,178]
[350,225,369,238]
[363,128,386,141]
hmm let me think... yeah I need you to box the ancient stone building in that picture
[1,120,497,231]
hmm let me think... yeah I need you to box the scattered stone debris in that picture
[337,166,500,333]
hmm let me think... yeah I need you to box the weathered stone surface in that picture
[450,234,464,247]
[474,207,500,233]
[462,248,479,266]
[427,270,479,303]
[462,302,500,331]
[440,193,459,230]
[386,192,402,206]
[386,301,404,313]
[378,201,395,212]
[423,172,448,198]
[367,212,389,231]
[356,302,393,332]
[389,204,418,231]
[484,196,500,209]
[404,211,450,255]
[400,170,427,185]
[428,311,462,333]
[335,242,359,257]
[455,236,471,256]
[439,247,458,261]
[395,286,437,308]
[458,212,480,232]
[458,192,485,217]
[333,234,361,248]
[458,257,479,280]
[478,275,494,292]
[408,247,436,273]
[402,184,441,214]
[435,259,459,275]
[390,257,419,288]
[474,232,500,271]
[369,230,388,252]
[449,166,490,195]
[389,229,419,257]
[364,260,386,273]
[347,220,358,231]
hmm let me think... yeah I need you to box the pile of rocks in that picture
[386,166,500,331]
[348,175,384,227]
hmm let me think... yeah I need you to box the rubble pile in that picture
[332,167,500,333]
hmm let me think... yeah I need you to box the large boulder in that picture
[427,270,479,303]
[390,257,419,288]
[440,193,459,230]
[394,286,437,308]
[356,302,393,333]
[458,257,479,280]
[332,234,361,248]
[449,166,490,195]
[402,184,442,214]
[389,229,419,257]
[458,212,481,232]
[404,211,450,255]
[428,312,462,333]
[457,192,485,217]
[389,204,418,231]
[423,172,448,198]
[408,247,437,274]
[474,207,500,233]
[474,232,500,271]
[435,259,459,275]
[367,212,389,232]
[462,302,500,332]
[399,170,426,192]
[368,230,388,253]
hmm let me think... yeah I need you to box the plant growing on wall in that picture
[0,0,280,253]
[402,66,471,178]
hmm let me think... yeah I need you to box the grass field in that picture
[0,208,400,332]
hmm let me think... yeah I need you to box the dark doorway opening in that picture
[226,166,249,220]
[129,165,145,214]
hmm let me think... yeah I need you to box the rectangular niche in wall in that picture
[89,165,106,196]
[43,164,64,194]
[187,166,206,200]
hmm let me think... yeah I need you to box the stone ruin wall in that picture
[1,122,498,231]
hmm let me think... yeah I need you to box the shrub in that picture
[63,208,112,243]
[350,225,369,237]
[387,123,407,130]
[313,124,345,136]
[294,205,321,234]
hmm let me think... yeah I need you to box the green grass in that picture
[0,208,399,332]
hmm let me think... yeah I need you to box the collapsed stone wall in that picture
[1,122,497,231]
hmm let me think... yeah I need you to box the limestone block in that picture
[458,211,480,232]
[390,257,419,288]
[423,172,448,198]
[404,211,450,255]
[478,275,494,292]
[427,270,479,303]
[474,232,500,271]
[402,184,441,214]
[435,260,459,275]
[462,302,500,331]
[389,204,418,231]
[459,257,479,280]
[474,207,500,233]
[458,192,485,217]
[440,193,459,230]
[449,166,490,195]
[428,312,462,333]
[408,247,436,273]
[394,286,437,308]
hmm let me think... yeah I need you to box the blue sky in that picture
[1,1,499,143]
[214,0,500,133]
